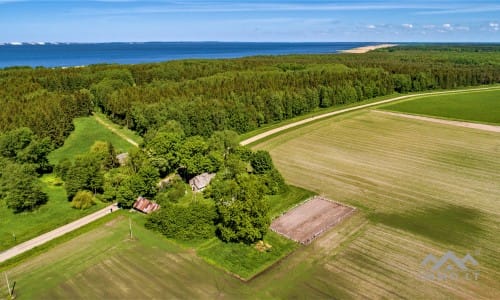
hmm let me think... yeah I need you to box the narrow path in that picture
[93,114,139,147]
[373,110,500,133]
[0,204,119,264]
[240,86,500,146]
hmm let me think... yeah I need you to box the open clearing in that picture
[271,196,355,244]
[380,88,500,125]
[48,114,142,164]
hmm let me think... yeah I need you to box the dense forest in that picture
[1,45,499,143]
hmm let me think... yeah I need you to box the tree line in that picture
[1,45,499,142]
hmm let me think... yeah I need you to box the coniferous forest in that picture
[1,45,499,145]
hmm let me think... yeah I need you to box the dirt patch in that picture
[270,196,355,244]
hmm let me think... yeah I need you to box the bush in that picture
[155,179,186,204]
[250,150,274,174]
[261,168,287,195]
[72,190,96,210]
[146,202,217,240]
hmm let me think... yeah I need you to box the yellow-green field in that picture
[255,110,500,298]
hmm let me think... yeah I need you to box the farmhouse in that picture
[133,196,160,214]
[189,173,216,192]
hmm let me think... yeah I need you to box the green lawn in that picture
[48,115,142,165]
[169,184,312,280]
[0,174,105,251]
[197,231,298,280]
[267,185,315,218]
[380,89,500,124]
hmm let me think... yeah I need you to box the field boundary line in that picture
[374,110,500,133]
[0,204,119,263]
[93,114,139,147]
[240,86,500,146]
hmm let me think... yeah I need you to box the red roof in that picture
[133,196,160,214]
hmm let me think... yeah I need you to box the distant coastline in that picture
[340,43,398,54]
[0,42,377,68]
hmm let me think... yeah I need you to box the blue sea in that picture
[0,42,378,68]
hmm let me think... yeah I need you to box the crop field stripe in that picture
[374,110,500,133]
[254,109,500,299]
[379,88,500,125]
[241,86,500,146]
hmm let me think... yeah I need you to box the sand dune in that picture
[341,43,398,54]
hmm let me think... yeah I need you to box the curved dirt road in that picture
[94,114,139,147]
[240,86,500,146]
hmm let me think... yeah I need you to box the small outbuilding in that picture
[116,152,129,166]
[189,173,216,192]
[133,196,160,214]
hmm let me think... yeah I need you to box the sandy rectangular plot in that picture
[271,196,355,244]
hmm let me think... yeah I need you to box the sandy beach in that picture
[340,43,398,54]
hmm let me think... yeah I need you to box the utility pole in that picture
[4,272,12,298]
[129,217,133,239]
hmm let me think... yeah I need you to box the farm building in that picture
[189,173,216,192]
[116,152,129,166]
[133,196,160,214]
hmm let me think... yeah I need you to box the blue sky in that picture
[0,0,499,43]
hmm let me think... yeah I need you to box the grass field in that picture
[48,115,142,165]
[0,114,141,252]
[0,175,105,252]
[254,110,500,298]
[380,89,500,124]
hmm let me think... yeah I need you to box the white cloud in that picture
[366,24,376,29]
[455,26,470,31]
[489,22,499,31]
[416,5,500,15]
[402,23,413,29]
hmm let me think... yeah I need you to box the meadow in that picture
[0,115,142,252]
[380,89,500,124]
[48,114,142,165]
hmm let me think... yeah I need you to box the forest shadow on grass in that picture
[368,204,485,247]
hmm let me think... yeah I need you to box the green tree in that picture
[90,141,119,170]
[64,154,104,199]
[71,190,96,210]
[16,137,54,173]
[0,127,33,158]
[208,130,239,153]
[179,136,212,176]
[146,202,217,240]
[3,163,48,213]
[250,150,274,174]
[208,174,270,243]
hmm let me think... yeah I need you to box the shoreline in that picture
[340,43,398,54]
